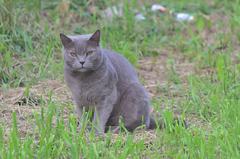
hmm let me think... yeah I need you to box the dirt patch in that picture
[199,11,240,64]
[138,53,195,98]
[0,80,72,137]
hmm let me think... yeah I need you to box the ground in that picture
[0,0,240,158]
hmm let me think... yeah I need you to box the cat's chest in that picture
[65,67,118,107]
[70,78,112,106]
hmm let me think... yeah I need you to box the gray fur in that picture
[60,30,155,134]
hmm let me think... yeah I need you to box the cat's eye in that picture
[86,51,94,56]
[69,51,76,57]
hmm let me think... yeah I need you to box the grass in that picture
[1,0,240,158]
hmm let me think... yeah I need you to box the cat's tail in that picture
[148,117,163,129]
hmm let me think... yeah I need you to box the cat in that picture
[60,30,156,134]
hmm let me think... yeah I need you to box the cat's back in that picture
[103,49,139,83]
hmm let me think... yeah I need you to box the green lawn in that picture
[1,0,240,158]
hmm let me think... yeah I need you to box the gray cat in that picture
[60,30,156,134]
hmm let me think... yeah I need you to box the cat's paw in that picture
[95,131,106,138]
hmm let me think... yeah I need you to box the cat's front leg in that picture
[93,104,114,134]
[75,104,83,119]
[73,100,83,128]
[93,92,117,134]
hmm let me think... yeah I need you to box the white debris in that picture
[151,4,167,12]
[175,13,194,22]
[103,5,123,19]
[135,13,146,21]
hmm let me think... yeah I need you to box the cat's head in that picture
[60,30,103,72]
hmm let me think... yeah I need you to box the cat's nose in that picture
[79,61,85,65]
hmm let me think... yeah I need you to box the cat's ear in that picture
[88,30,100,46]
[60,33,73,48]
